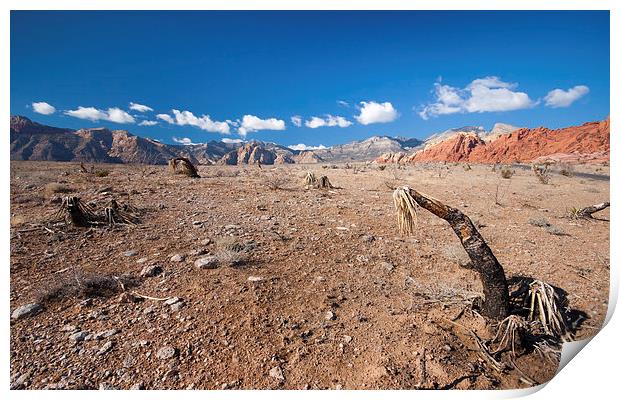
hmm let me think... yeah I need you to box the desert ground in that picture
[9,160,610,390]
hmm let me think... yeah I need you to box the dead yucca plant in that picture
[168,157,200,178]
[566,202,610,220]
[303,171,317,188]
[393,186,419,235]
[51,196,99,227]
[316,175,333,189]
[525,280,570,339]
[532,163,550,184]
[490,315,527,356]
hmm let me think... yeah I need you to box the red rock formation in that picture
[468,118,609,163]
[412,133,485,162]
[376,152,408,164]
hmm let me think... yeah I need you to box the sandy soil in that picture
[9,161,610,390]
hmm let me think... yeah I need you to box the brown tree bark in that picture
[576,202,610,219]
[404,188,509,319]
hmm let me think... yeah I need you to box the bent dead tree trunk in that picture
[168,157,200,178]
[395,187,509,319]
[575,202,610,219]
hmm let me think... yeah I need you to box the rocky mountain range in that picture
[10,115,610,166]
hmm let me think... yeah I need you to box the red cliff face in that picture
[412,133,485,162]
[375,118,609,164]
[468,118,609,163]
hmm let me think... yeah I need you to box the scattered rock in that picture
[247,276,263,282]
[361,234,375,243]
[98,341,114,355]
[129,382,145,390]
[170,254,185,262]
[194,256,218,269]
[11,303,43,320]
[170,302,185,312]
[124,250,138,257]
[381,261,395,272]
[269,366,285,381]
[140,264,163,277]
[343,335,353,343]
[99,382,118,390]
[93,329,119,340]
[156,346,177,360]
[136,257,148,264]
[70,331,89,342]
[164,297,182,306]
[325,311,336,321]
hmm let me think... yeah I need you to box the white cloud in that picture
[129,102,154,112]
[238,115,285,136]
[544,85,590,108]
[156,113,175,124]
[289,143,328,151]
[337,100,350,107]
[172,136,198,145]
[156,109,230,134]
[304,115,353,129]
[418,76,537,120]
[106,107,136,123]
[64,106,135,124]
[222,138,244,144]
[355,101,398,125]
[32,101,56,115]
[291,115,302,127]
[138,120,158,126]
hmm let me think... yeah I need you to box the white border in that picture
[2,1,616,399]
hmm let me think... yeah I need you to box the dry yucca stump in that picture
[393,186,509,319]
[168,157,200,178]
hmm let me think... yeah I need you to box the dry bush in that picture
[213,237,254,267]
[557,162,574,177]
[500,167,514,179]
[463,163,472,171]
[94,169,110,177]
[378,165,387,171]
[532,163,551,184]
[44,183,73,197]
[528,218,550,228]
[264,172,291,190]
[210,168,240,178]
[545,225,566,236]
[34,269,138,304]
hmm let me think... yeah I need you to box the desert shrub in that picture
[213,237,254,267]
[44,183,73,197]
[532,163,551,184]
[545,225,566,236]
[94,170,110,177]
[463,164,472,171]
[34,269,138,304]
[500,167,514,179]
[378,165,387,171]
[264,173,290,190]
[557,163,574,177]
[528,218,550,227]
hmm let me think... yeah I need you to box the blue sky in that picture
[11,11,609,148]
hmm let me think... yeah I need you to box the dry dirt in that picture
[9,161,610,390]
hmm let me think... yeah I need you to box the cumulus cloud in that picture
[129,102,154,112]
[138,120,158,126]
[291,115,302,127]
[65,106,135,123]
[418,76,537,120]
[238,115,285,136]
[222,138,245,144]
[172,137,198,145]
[355,101,398,125]
[544,85,590,108]
[32,101,56,115]
[304,115,353,129]
[288,143,328,151]
[156,109,230,134]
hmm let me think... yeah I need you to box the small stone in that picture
[61,324,78,332]
[70,331,89,342]
[170,303,184,312]
[123,355,137,368]
[164,297,182,305]
[247,276,263,282]
[194,256,219,269]
[98,341,114,355]
[93,329,119,340]
[381,261,395,272]
[325,311,336,321]
[343,335,353,343]
[361,234,375,243]
[140,264,163,278]
[11,303,43,320]
[170,254,185,263]
[129,382,145,390]
[136,257,148,264]
[269,366,285,381]
[99,382,117,390]
[156,346,177,360]
[124,250,138,257]
[201,238,212,246]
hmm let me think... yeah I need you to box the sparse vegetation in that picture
[532,163,550,184]
[500,167,514,179]
[557,162,574,177]
[44,183,73,197]
[94,169,110,177]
